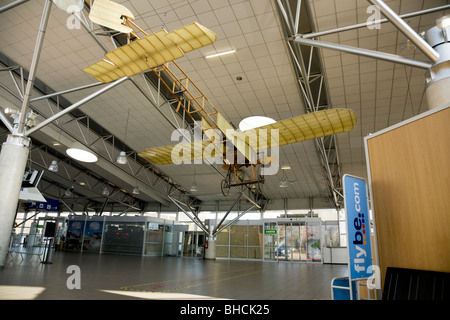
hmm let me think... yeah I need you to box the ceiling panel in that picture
[0,0,448,211]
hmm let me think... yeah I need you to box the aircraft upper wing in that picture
[82,23,217,83]
[89,0,135,34]
[233,108,357,151]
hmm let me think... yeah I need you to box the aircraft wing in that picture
[82,23,216,83]
[89,0,135,34]
[233,108,357,151]
[139,140,225,165]
[139,109,356,165]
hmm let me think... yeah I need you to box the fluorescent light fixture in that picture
[239,116,276,131]
[116,151,128,165]
[281,165,291,170]
[205,49,236,59]
[48,160,58,172]
[66,142,98,163]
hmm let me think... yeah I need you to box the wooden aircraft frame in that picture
[83,0,358,199]
[220,162,264,197]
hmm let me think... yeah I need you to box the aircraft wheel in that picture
[221,179,230,197]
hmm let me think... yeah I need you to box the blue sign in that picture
[343,174,373,280]
[26,197,59,211]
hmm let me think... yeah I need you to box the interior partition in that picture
[364,105,450,285]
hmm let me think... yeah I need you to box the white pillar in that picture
[0,134,30,267]
[204,237,216,260]
[425,25,450,109]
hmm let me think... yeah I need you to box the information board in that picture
[343,174,373,280]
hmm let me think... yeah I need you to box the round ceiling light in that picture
[52,0,84,12]
[66,142,98,163]
[239,116,276,131]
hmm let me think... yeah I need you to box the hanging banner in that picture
[343,174,373,280]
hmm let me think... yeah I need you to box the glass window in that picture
[239,211,261,220]
[144,212,158,218]
[102,222,144,255]
[216,226,229,245]
[263,210,285,219]
[216,245,229,258]
[248,225,263,246]
[177,211,191,222]
[230,225,247,246]
[248,246,262,259]
[322,222,340,247]
[230,246,247,259]
[160,213,176,220]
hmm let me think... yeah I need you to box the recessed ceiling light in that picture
[239,116,276,131]
[205,49,236,59]
[66,142,98,163]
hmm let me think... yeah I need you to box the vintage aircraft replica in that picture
[82,0,357,196]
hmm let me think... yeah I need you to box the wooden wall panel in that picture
[366,107,450,284]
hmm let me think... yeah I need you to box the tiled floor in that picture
[0,251,348,300]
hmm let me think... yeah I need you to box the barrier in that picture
[331,277,357,300]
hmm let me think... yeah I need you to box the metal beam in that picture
[0,109,13,133]
[17,0,52,134]
[277,0,344,208]
[293,37,432,69]
[0,0,30,14]
[213,205,256,237]
[168,195,209,234]
[367,0,439,63]
[27,76,128,135]
[212,192,242,235]
[30,81,104,102]
[303,5,450,39]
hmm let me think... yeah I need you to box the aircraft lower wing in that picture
[139,140,225,165]
[139,109,356,165]
[233,108,357,150]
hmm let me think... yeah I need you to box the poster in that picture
[83,220,103,252]
[65,220,85,251]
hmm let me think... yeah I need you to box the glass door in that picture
[287,224,300,261]
[264,218,323,263]
[306,219,322,263]
[276,222,287,261]
[263,222,277,261]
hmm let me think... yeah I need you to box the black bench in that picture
[383,267,450,300]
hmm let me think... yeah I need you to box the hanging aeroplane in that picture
[82,0,357,195]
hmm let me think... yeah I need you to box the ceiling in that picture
[0,0,448,214]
